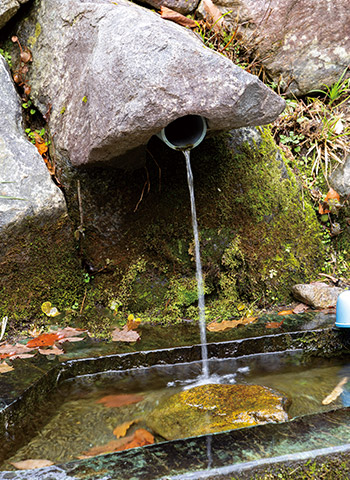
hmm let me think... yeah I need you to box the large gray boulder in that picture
[209,0,350,96]
[17,0,285,170]
[0,55,65,231]
[0,0,29,30]
[140,0,200,15]
[330,154,350,197]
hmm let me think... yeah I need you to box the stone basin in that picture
[0,313,350,479]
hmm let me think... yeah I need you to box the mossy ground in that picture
[0,128,327,335]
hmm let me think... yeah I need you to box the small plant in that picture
[25,127,48,145]
[0,48,12,68]
[22,99,36,115]
[279,131,305,152]
[311,68,350,106]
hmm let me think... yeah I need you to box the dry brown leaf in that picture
[112,325,140,342]
[293,303,309,314]
[207,316,257,332]
[113,420,136,438]
[160,6,197,28]
[38,345,64,356]
[322,377,348,405]
[0,362,14,374]
[55,326,88,338]
[201,0,225,31]
[96,393,144,408]
[33,132,48,156]
[10,459,54,470]
[0,343,36,359]
[278,310,293,316]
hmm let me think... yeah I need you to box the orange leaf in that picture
[265,318,285,329]
[113,420,136,438]
[160,6,197,28]
[278,310,293,315]
[318,202,330,215]
[33,132,48,156]
[325,188,340,202]
[207,316,257,332]
[27,333,60,348]
[96,394,144,408]
[115,429,154,452]
[126,314,141,331]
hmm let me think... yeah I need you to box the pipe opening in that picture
[157,115,207,151]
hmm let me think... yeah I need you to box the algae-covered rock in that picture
[147,383,289,440]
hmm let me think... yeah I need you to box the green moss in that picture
[27,22,41,48]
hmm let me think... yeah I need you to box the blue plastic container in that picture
[335,290,350,328]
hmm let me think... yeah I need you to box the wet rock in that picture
[210,0,350,96]
[330,154,350,197]
[141,0,200,15]
[0,55,65,232]
[17,0,285,170]
[147,383,289,440]
[0,0,29,30]
[292,282,344,308]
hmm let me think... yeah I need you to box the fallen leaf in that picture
[200,0,226,32]
[10,459,54,470]
[112,325,140,342]
[318,202,330,215]
[325,188,340,202]
[41,302,60,317]
[118,428,155,451]
[113,420,136,438]
[160,6,197,28]
[38,345,64,356]
[293,303,309,314]
[55,326,87,338]
[126,314,141,331]
[33,132,48,156]
[322,377,348,405]
[265,318,285,329]
[0,343,36,359]
[80,436,133,457]
[0,362,14,374]
[96,393,144,408]
[278,310,293,315]
[207,316,257,332]
[27,333,61,348]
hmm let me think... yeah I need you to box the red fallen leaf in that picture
[278,310,293,315]
[0,353,10,360]
[96,394,144,408]
[160,6,197,28]
[27,333,61,348]
[265,318,285,329]
[116,428,154,451]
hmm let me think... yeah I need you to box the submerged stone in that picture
[147,383,289,440]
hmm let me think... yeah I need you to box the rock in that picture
[147,383,289,440]
[330,154,350,197]
[210,0,350,96]
[292,283,344,308]
[0,0,29,30]
[16,0,285,170]
[0,55,65,232]
[141,0,200,15]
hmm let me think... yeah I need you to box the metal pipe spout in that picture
[156,115,207,151]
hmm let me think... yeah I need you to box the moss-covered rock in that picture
[0,126,325,330]
[147,383,289,440]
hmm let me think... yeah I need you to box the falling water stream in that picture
[184,150,209,380]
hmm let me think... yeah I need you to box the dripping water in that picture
[184,150,209,380]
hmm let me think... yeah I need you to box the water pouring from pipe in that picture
[157,115,209,380]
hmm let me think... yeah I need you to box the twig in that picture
[80,288,87,314]
[134,181,147,212]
